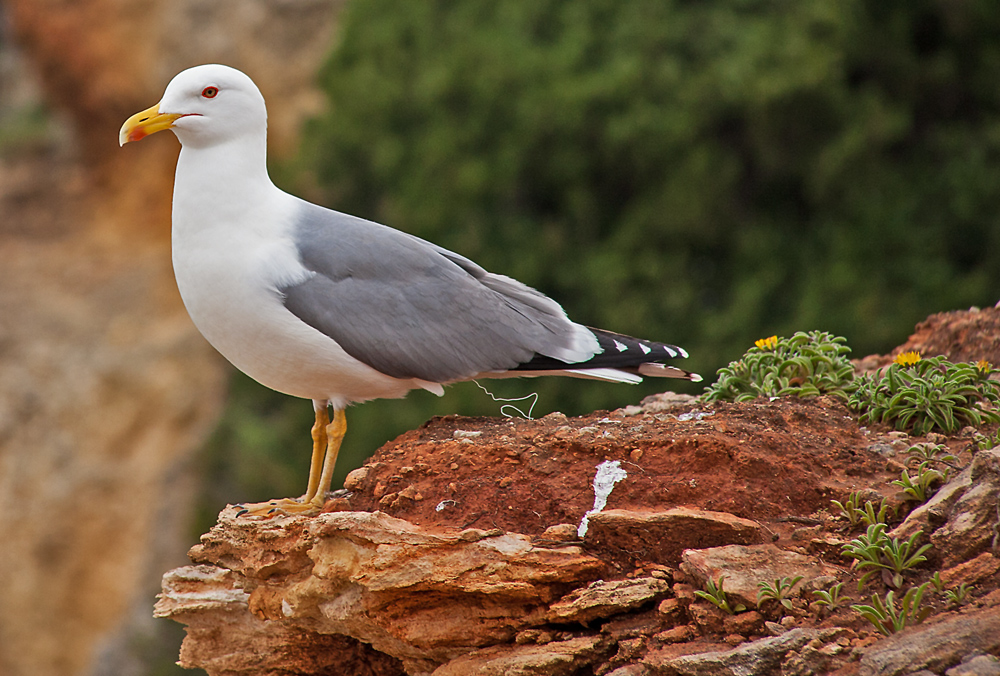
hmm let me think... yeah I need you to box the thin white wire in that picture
[473,381,539,420]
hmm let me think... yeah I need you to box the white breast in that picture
[170,162,434,407]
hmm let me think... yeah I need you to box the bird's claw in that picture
[231,496,324,518]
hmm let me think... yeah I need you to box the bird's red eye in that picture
[201,86,219,99]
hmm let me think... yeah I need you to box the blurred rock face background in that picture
[0,2,343,674]
[2,1,1000,675]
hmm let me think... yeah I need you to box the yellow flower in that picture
[755,335,778,350]
[976,359,992,373]
[894,351,922,367]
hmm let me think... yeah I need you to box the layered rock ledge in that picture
[157,385,1000,675]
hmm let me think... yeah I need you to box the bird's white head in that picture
[119,64,267,149]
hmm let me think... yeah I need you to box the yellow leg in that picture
[236,403,345,518]
[304,404,330,502]
[309,408,346,509]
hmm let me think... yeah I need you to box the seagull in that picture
[119,64,700,515]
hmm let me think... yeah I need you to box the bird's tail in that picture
[511,327,702,383]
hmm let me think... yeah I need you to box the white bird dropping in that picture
[577,460,629,537]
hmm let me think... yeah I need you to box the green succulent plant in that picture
[812,581,846,611]
[831,492,864,528]
[905,443,960,472]
[693,575,746,615]
[704,331,855,402]
[841,524,931,590]
[892,463,945,503]
[852,584,931,636]
[943,583,972,606]
[831,493,893,530]
[930,572,973,606]
[859,498,894,528]
[973,429,1000,452]
[757,575,804,612]
[849,356,1000,435]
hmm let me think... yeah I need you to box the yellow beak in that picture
[119,103,185,146]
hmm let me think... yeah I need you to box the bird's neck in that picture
[175,133,270,194]
[172,135,281,237]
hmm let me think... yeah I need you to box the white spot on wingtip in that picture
[678,347,689,358]
[639,343,652,354]
[664,346,677,357]
[613,339,628,352]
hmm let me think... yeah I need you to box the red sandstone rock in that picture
[584,507,766,567]
[681,544,841,610]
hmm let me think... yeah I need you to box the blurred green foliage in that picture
[199,0,1000,520]
[0,103,52,156]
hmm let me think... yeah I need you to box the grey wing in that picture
[280,201,599,383]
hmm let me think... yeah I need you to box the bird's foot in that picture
[233,496,324,518]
